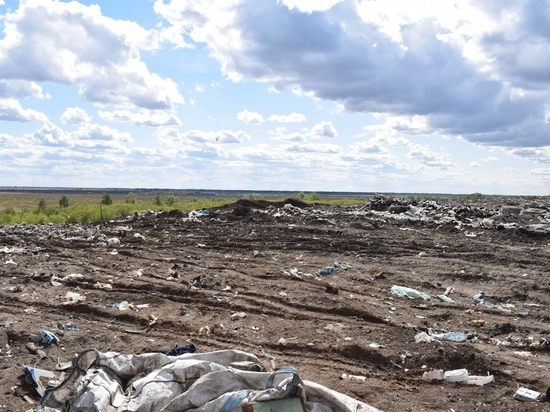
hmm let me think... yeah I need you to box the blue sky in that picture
[1,0,550,195]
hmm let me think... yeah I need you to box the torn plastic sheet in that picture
[24,366,57,397]
[390,285,431,300]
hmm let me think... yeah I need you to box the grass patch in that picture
[0,190,371,225]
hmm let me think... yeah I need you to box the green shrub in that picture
[309,192,320,201]
[59,195,70,208]
[464,192,485,200]
[165,195,177,206]
[125,193,136,204]
[245,193,264,201]
[101,194,113,205]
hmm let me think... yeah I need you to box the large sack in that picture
[38,349,381,412]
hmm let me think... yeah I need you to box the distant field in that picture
[0,190,241,225]
[0,190,175,211]
[0,188,370,225]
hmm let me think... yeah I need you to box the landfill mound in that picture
[1,195,550,411]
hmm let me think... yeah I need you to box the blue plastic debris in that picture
[316,266,335,277]
[473,291,485,303]
[39,329,60,345]
[441,331,468,343]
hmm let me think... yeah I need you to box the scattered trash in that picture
[284,203,302,213]
[107,237,121,246]
[24,365,58,396]
[341,373,366,383]
[316,266,335,277]
[106,301,136,311]
[514,387,543,402]
[162,343,197,356]
[192,275,202,288]
[26,342,47,360]
[423,369,493,386]
[436,294,454,303]
[63,291,85,304]
[39,329,60,346]
[513,351,536,358]
[55,361,73,371]
[391,285,431,300]
[277,336,298,346]
[231,312,247,320]
[422,369,444,381]
[51,273,84,287]
[316,262,351,277]
[428,329,468,343]
[334,262,352,270]
[94,282,113,290]
[466,374,494,386]
[473,291,485,303]
[414,332,436,343]
[470,319,485,327]
[444,369,469,382]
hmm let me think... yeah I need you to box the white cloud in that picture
[0,0,184,109]
[311,121,337,139]
[237,110,264,124]
[280,0,343,14]
[0,80,48,99]
[270,121,337,141]
[281,142,340,153]
[28,122,70,146]
[407,144,455,168]
[99,109,182,127]
[0,98,48,122]
[155,0,550,150]
[351,141,390,155]
[28,121,132,149]
[60,107,91,125]
[469,161,481,167]
[157,127,250,146]
[531,168,550,175]
[268,112,306,123]
[478,156,500,163]
[71,124,133,147]
[506,147,550,163]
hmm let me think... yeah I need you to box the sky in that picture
[0,0,550,195]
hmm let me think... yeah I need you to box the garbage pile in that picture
[360,195,550,233]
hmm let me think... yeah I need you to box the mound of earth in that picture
[2,196,550,411]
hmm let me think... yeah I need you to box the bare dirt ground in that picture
[2,196,550,411]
